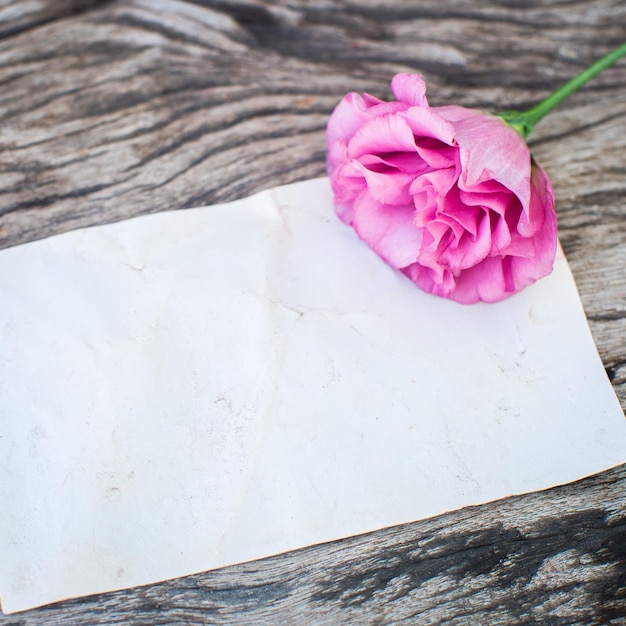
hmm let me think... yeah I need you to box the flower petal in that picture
[440,109,532,212]
[450,256,508,304]
[326,91,383,149]
[352,192,423,269]
[518,163,553,237]
[354,161,415,206]
[403,262,455,298]
[361,152,429,176]
[391,73,429,107]
[410,168,457,226]
[439,209,492,270]
[490,213,512,253]
[400,107,456,146]
[348,113,418,159]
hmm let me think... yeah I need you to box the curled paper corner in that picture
[0,177,625,614]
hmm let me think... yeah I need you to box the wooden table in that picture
[1,1,625,623]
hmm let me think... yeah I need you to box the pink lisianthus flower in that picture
[326,74,557,304]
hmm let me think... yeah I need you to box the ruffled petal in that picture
[518,163,553,237]
[444,111,532,213]
[399,107,456,146]
[449,256,508,304]
[458,187,511,217]
[410,168,457,226]
[415,220,454,271]
[353,161,415,206]
[331,159,368,208]
[360,152,429,176]
[403,262,456,299]
[414,137,457,169]
[447,210,492,269]
[326,91,387,144]
[489,213,512,254]
[348,113,418,159]
[391,73,429,107]
[352,192,423,269]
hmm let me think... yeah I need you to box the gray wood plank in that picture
[1,0,625,623]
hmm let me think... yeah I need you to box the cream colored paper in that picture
[1,177,625,614]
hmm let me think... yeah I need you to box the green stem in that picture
[499,42,626,139]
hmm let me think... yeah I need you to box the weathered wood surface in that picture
[1,0,625,623]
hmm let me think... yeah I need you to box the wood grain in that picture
[1,0,625,623]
